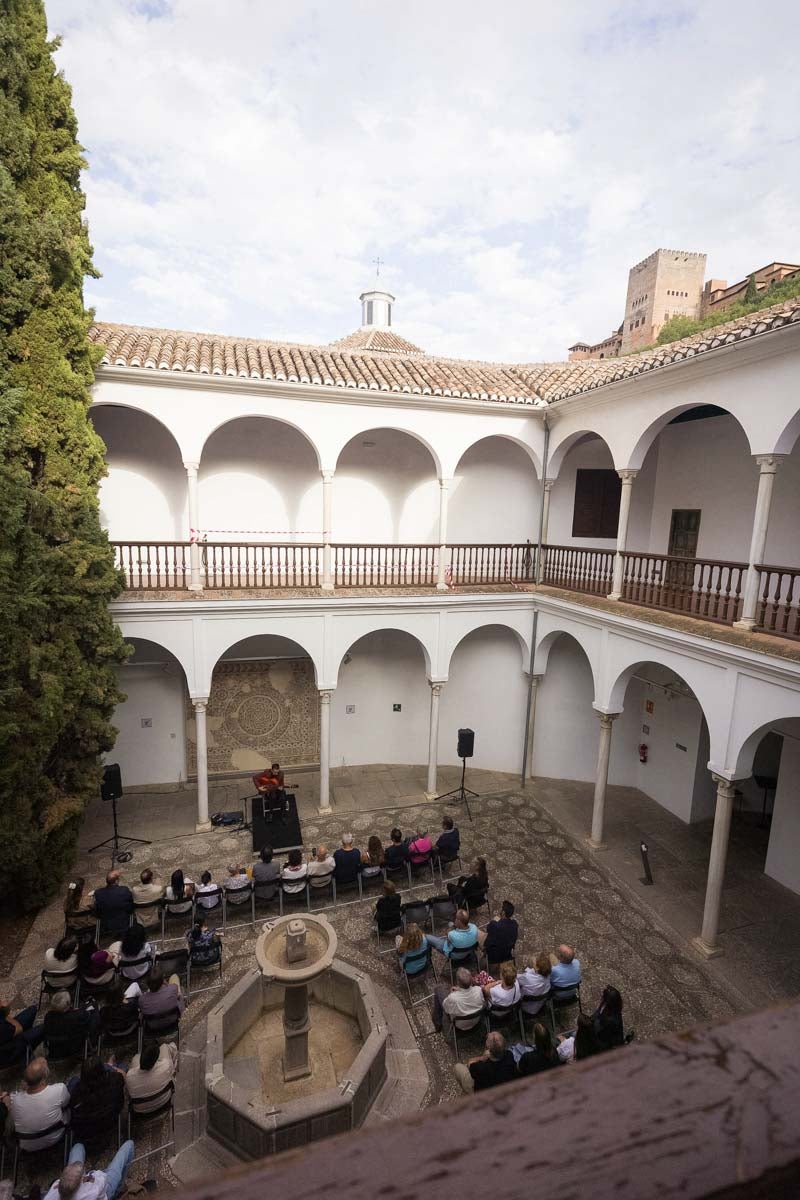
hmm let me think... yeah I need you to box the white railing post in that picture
[692,775,738,957]
[734,454,786,630]
[321,470,334,591]
[588,711,618,849]
[318,689,334,813]
[184,460,203,592]
[425,681,445,797]
[436,478,452,591]
[608,469,638,600]
[193,698,211,832]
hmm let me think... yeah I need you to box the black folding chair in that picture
[307,867,336,909]
[160,899,193,942]
[401,900,431,932]
[41,1033,89,1067]
[139,1005,181,1054]
[118,952,155,984]
[12,1120,69,1186]
[128,1080,176,1163]
[551,980,583,1016]
[408,850,436,888]
[332,871,363,903]
[132,898,164,934]
[447,943,479,984]
[188,941,224,997]
[193,886,224,927]
[98,1008,141,1056]
[383,860,412,889]
[449,1007,486,1060]
[37,967,80,1013]
[485,997,525,1041]
[278,876,310,913]
[399,944,438,1005]
[434,850,463,883]
[373,918,402,954]
[154,948,190,997]
[430,896,457,934]
[78,966,118,1002]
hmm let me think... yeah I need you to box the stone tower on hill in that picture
[620,248,707,353]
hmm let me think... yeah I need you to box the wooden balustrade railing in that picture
[333,544,438,587]
[540,544,615,594]
[112,541,191,590]
[202,542,322,588]
[621,552,746,624]
[448,543,535,585]
[756,564,800,640]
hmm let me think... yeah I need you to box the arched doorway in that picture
[531,631,599,783]
[441,625,528,772]
[113,638,189,787]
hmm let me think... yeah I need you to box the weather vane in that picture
[373,256,384,278]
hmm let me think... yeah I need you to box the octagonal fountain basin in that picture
[205,916,388,1160]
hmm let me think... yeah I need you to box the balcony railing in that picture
[110,540,800,643]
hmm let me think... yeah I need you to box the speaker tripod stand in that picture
[88,794,151,864]
[438,757,479,821]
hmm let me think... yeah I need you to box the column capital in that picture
[428,679,446,694]
[320,468,335,482]
[617,469,639,484]
[192,697,209,713]
[183,460,200,473]
[754,454,787,474]
[711,773,738,797]
[543,478,555,493]
[525,672,544,686]
[595,710,619,728]
[318,688,335,704]
[438,476,454,489]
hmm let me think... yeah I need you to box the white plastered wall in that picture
[439,626,529,772]
[333,429,439,543]
[91,405,187,541]
[765,729,800,896]
[112,642,187,787]
[448,438,539,544]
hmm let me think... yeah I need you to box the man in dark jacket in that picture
[92,870,134,937]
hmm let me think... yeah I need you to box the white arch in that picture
[334,625,433,680]
[547,429,616,480]
[623,403,753,472]
[115,620,197,694]
[442,617,531,678]
[453,433,542,479]
[534,627,600,704]
[91,402,185,461]
[774,408,800,456]
[201,619,325,696]
[333,425,443,477]
[200,412,323,469]
[90,394,192,462]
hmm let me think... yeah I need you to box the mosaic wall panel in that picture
[186,659,319,774]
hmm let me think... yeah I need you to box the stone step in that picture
[169,1133,241,1185]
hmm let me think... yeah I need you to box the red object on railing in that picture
[540,544,615,594]
[333,544,439,587]
[756,564,800,640]
[620,552,746,624]
[448,543,535,585]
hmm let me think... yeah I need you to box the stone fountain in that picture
[205,913,389,1158]
[254,914,338,1081]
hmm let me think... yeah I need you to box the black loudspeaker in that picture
[101,763,123,803]
[457,728,475,759]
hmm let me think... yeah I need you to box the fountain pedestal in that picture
[282,983,312,1081]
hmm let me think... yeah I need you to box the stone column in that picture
[588,712,618,849]
[318,689,334,814]
[436,477,452,591]
[536,481,554,583]
[734,455,786,630]
[321,470,335,592]
[608,469,638,600]
[425,681,444,797]
[525,674,543,778]
[184,461,203,591]
[282,982,312,1081]
[692,776,737,958]
[193,698,211,832]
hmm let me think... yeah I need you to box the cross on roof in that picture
[373,256,384,278]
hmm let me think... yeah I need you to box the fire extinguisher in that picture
[638,743,649,763]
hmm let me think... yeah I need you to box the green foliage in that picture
[650,270,800,350]
[0,0,129,907]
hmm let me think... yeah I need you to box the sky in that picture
[48,0,800,363]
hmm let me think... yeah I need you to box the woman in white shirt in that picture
[43,937,79,988]
[281,848,309,894]
[195,870,222,910]
[116,922,154,981]
[484,961,521,1008]
[518,951,553,1015]
[306,846,336,888]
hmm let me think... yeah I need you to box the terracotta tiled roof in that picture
[89,297,800,407]
[327,328,424,355]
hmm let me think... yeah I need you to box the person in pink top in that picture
[408,830,433,864]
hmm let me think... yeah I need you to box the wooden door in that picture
[666,509,701,605]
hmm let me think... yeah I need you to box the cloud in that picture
[48,0,800,361]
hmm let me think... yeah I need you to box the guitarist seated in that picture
[252,762,288,819]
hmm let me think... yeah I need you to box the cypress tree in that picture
[744,273,759,304]
[0,0,128,904]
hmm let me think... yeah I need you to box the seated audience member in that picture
[427,909,478,960]
[69,1056,126,1143]
[558,1012,602,1063]
[131,868,164,906]
[187,917,221,965]
[307,845,336,887]
[592,985,625,1051]
[454,1031,516,1094]
[1,1057,71,1148]
[550,943,582,995]
[478,900,518,964]
[360,835,384,878]
[116,923,153,980]
[281,848,308,895]
[395,923,429,975]
[164,868,194,914]
[195,870,221,909]
[333,834,361,884]
[434,815,460,860]
[92,870,134,937]
[43,991,98,1051]
[0,1000,44,1058]
[407,830,433,865]
[223,864,251,904]
[447,857,489,909]
[79,942,118,986]
[432,966,485,1033]
[44,937,79,988]
[97,982,139,1041]
[383,828,409,872]
[517,1023,563,1076]
[44,1137,135,1200]
[63,877,96,931]
[484,961,521,1008]
[518,952,553,1014]
[374,880,402,932]
[139,965,185,1019]
[252,845,281,901]
[125,1039,178,1110]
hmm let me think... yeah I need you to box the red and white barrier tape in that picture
[190,527,321,542]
